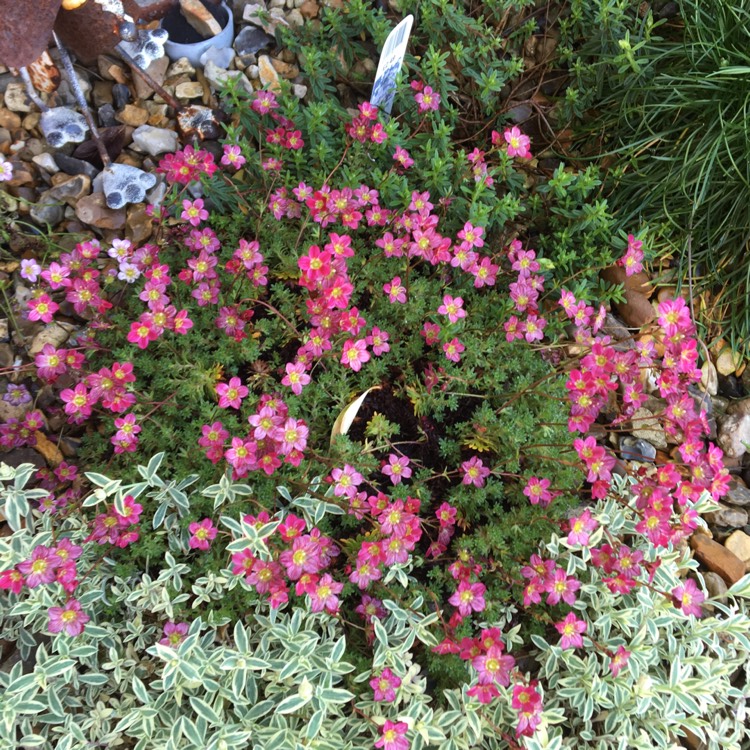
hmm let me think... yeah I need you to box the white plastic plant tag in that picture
[370,14,414,115]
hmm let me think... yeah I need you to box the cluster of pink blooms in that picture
[411,80,441,112]
[503,240,548,343]
[491,126,533,160]
[199,393,309,478]
[617,233,644,276]
[346,100,387,144]
[88,494,142,548]
[157,143,217,185]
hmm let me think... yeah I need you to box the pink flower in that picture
[181,198,209,227]
[567,509,598,546]
[437,294,466,323]
[393,145,414,169]
[471,645,514,686]
[609,645,631,677]
[216,377,248,409]
[382,454,412,485]
[546,569,581,606]
[384,276,407,304]
[127,319,159,349]
[282,361,311,395]
[367,326,390,356]
[461,456,490,488]
[0,156,13,181]
[279,417,308,454]
[443,337,465,362]
[160,621,189,646]
[307,573,344,614]
[331,464,363,499]
[188,518,218,551]
[415,85,440,112]
[370,667,402,701]
[0,568,25,594]
[555,612,587,649]
[341,338,370,372]
[523,476,554,507]
[672,578,705,617]
[449,580,486,618]
[48,598,89,637]
[375,720,410,750]
[221,144,246,169]
[503,126,532,158]
[27,293,59,323]
[457,222,484,249]
[619,234,644,276]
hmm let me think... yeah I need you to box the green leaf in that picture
[189,697,221,725]
[276,694,312,714]
[318,688,354,704]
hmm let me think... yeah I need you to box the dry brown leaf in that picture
[34,430,64,467]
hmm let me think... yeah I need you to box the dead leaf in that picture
[330,386,380,444]
[34,430,64,467]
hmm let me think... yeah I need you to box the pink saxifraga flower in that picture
[382,454,412,485]
[672,578,705,617]
[503,126,532,159]
[181,198,209,227]
[555,611,587,649]
[188,518,218,550]
[160,621,189,646]
[449,580,486,618]
[375,720,410,750]
[370,667,402,701]
[48,598,89,637]
[461,456,490,488]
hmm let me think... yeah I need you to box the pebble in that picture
[4,83,31,113]
[234,25,275,57]
[32,153,60,174]
[619,436,656,463]
[126,203,154,245]
[200,46,236,70]
[131,125,179,156]
[717,411,750,458]
[29,322,77,356]
[702,571,728,603]
[132,56,170,101]
[726,479,750,507]
[724,530,750,571]
[112,83,132,110]
[287,8,304,25]
[271,58,300,79]
[703,503,748,529]
[98,103,119,128]
[175,81,204,99]
[299,0,319,18]
[689,533,746,585]
[75,192,127,230]
[116,104,149,127]
[257,54,281,91]
[203,61,253,94]
[167,57,197,77]
[0,108,21,129]
[47,173,91,206]
[29,192,64,227]
[293,83,308,99]
[54,153,101,181]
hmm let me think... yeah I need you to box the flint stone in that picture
[619,436,656,463]
[234,25,275,57]
[200,46,235,69]
[175,81,204,99]
[32,153,60,174]
[726,479,750,507]
[717,411,750,458]
[54,153,101,181]
[29,321,77,356]
[30,193,64,227]
[702,571,728,605]
[132,124,180,156]
[703,503,748,529]
[47,174,92,206]
[4,83,31,112]
[75,192,127,230]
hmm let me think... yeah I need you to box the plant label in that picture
[371,14,414,115]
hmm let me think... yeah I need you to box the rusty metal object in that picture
[0,0,62,69]
[26,51,62,94]
[53,0,179,63]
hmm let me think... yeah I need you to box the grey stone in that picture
[200,46,236,69]
[702,571,728,604]
[234,26,275,57]
[31,153,60,174]
[203,60,252,93]
[630,407,667,450]
[704,503,748,529]
[98,103,119,128]
[131,124,180,156]
[717,412,750,458]
[53,153,101,181]
[113,83,132,110]
[726,479,750,507]
[29,192,64,227]
[619,436,656,463]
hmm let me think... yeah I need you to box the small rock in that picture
[168,57,196,77]
[619,436,656,463]
[180,0,223,37]
[131,125,180,156]
[203,60,252,93]
[29,192,64,227]
[703,503,748,529]
[47,174,92,206]
[92,80,114,108]
[726,479,750,507]
[630,407,667,450]
[299,0,319,18]
[246,64,259,80]
[716,346,742,377]
[112,83,132,110]
[271,58,300,79]
[243,1,267,22]
[1,447,45,471]
[32,153,60,174]
[4,160,34,187]
[717,411,750,459]
[0,108,21,129]
[724,530,750,570]
[701,360,718,397]
[126,203,154,245]
[287,8,304,25]
[702,571,728,603]
[292,83,308,99]
[98,103,118,128]
[614,289,656,329]
[234,25,275,57]
[29,321,77,356]
[54,153,101,181]
[175,81,204,99]
[4,83,31,112]
[132,55,170,101]
[257,54,281,91]
[200,46,236,69]
[75,192,127,230]
[116,104,149,127]
[689,533,746,585]
[98,56,130,84]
